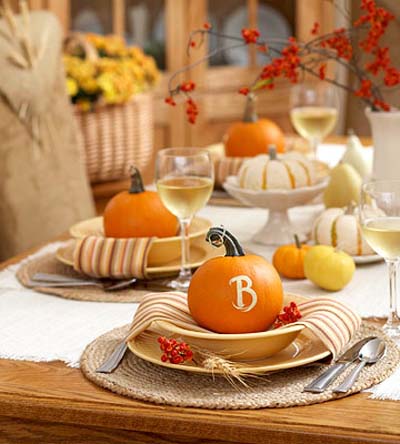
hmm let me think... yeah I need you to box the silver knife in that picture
[303,336,377,393]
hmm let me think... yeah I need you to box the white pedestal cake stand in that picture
[223,177,328,246]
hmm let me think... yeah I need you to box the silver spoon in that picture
[333,338,386,393]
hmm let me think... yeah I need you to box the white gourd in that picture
[312,206,374,256]
[238,146,316,190]
[341,130,371,180]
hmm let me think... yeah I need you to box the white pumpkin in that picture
[238,147,316,190]
[312,207,374,256]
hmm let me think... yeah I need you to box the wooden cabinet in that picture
[25,0,334,149]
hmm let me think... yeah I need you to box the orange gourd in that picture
[272,235,311,279]
[103,167,178,238]
[188,227,283,334]
[224,94,285,157]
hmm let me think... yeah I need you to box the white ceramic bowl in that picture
[224,177,328,245]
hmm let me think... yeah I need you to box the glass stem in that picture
[386,259,400,331]
[178,217,192,282]
[311,137,320,159]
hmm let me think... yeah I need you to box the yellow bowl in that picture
[69,216,212,267]
[131,293,307,362]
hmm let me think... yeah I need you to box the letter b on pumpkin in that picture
[229,275,258,312]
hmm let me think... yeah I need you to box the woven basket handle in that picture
[64,32,98,62]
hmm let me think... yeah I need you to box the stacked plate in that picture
[56,216,219,278]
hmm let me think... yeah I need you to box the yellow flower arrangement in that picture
[64,34,160,111]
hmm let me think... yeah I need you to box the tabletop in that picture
[3,137,399,444]
[1,242,400,444]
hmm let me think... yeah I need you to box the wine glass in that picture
[290,82,339,159]
[156,148,214,291]
[359,180,400,338]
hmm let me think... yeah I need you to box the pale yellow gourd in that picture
[323,163,362,208]
[238,146,316,190]
[304,245,355,291]
[312,205,374,256]
[341,130,371,180]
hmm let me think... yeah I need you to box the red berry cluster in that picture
[241,28,260,45]
[238,87,250,96]
[310,22,320,36]
[203,22,212,30]
[319,63,327,80]
[273,302,302,329]
[180,81,196,93]
[259,37,300,88]
[186,98,198,124]
[164,96,176,106]
[320,28,352,60]
[355,79,372,98]
[158,336,193,364]
[354,0,394,52]
[164,81,198,123]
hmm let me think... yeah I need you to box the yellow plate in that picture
[56,239,222,278]
[127,294,330,374]
[69,216,211,267]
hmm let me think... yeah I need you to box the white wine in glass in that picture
[290,106,338,141]
[360,180,400,338]
[156,148,214,291]
[362,218,400,260]
[157,176,213,220]
[290,83,339,159]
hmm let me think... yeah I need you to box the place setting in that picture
[16,152,217,302]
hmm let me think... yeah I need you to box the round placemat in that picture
[17,252,148,303]
[80,322,400,409]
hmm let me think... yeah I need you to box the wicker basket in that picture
[74,93,154,183]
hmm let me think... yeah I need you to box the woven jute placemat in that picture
[80,322,400,409]
[16,252,148,303]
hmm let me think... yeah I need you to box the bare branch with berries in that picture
[165,0,399,123]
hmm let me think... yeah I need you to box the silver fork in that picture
[29,276,137,292]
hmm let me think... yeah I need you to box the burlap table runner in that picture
[80,322,400,409]
[17,252,149,303]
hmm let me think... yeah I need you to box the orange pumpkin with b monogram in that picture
[188,227,283,334]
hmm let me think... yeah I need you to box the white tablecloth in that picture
[0,144,398,400]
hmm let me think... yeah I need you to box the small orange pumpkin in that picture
[224,94,285,157]
[188,227,283,334]
[103,167,178,238]
[272,235,311,279]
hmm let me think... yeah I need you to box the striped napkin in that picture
[73,236,154,279]
[126,292,361,360]
[214,157,247,189]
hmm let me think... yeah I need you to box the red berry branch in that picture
[158,336,193,364]
[273,302,302,329]
[165,0,400,124]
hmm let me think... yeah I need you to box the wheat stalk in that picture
[1,1,19,39]
[139,331,261,388]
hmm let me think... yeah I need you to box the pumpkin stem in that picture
[268,144,277,160]
[345,200,356,215]
[206,227,245,257]
[294,234,302,249]
[243,93,258,123]
[129,166,145,194]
